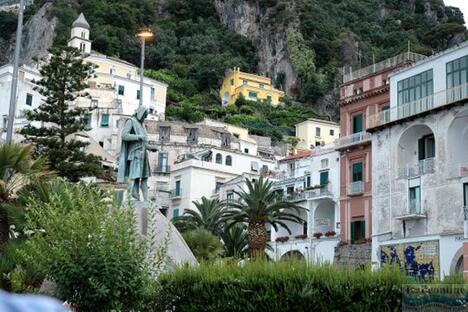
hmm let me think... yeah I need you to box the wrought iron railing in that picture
[347,181,364,195]
[367,82,468,129]
[283,186,332,202]
[336,131,371,149]
[155,165,170,173]
[398,158,435,179]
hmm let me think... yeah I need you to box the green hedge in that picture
[152,261,417,312]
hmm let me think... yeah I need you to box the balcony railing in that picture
[283,186,332,202]
[155,165,170,174]
[335,131,371,149]
[398,158,435,179]
[367,82,468,129]
[447,162,468,179]
[347,181,364,195]
[169,188,182,199]
[343,52,426,83]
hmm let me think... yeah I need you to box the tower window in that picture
[81,31,86,38]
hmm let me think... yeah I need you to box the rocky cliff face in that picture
[1,2,56,65]
[214,0,297,94]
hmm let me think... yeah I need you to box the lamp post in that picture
[6,0,25,143]
[135,27,154,108]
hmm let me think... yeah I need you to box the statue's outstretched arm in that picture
[121,120,142,142]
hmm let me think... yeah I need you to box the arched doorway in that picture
[280,250,305,261]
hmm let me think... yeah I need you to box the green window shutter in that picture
[350,222,356,243]
[172,208,179,219]
[175,181,181,196]
[352,114,363,133]
[418,138,425,160]
[352,163,363,182]
[360,221,366,239]
[427,136,435,158]
[320,171,329,185]
[101,114,109,127]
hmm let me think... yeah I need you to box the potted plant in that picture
[313,232,323,239]
[295,234,307,240]
[275,236,289,243]
[325,230,336,237]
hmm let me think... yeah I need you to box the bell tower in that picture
[67,13,91,54]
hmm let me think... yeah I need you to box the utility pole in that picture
[6,0,25,143]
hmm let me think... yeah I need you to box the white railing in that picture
[335,131,371,149]
[347,181,364,195]
[447,162,468,179]
[283,185,332,202]
[169,189,182,199]
[367,82,468,129]
[398,158,435,179]
[343,52,426,83]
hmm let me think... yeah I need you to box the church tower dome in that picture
[68,13,91,54]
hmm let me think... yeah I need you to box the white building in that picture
[167,147,276,219]
[367,43,468,279]
[222,146,341,263]
[0,13,167,156]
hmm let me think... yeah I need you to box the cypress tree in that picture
[21,46,102,181]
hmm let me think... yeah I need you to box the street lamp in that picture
[6,0,25,143]
[135,27,154,108]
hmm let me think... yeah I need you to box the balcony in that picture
[347,181,364,196]
[367,82,468,130]
[335,131,371,150]
[398,158,435,179]
[447,162,468,179]
[283,186,333,202]
[155,165,170,174]
[169,188,181,199]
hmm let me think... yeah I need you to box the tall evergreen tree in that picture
[21,46,102,181]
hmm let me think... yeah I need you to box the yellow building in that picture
[295,118,340,151]
[219,67,284,106]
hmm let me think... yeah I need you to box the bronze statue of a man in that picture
[117,106,157,201]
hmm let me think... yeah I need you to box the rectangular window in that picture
[117,85,125,95]
[230,79,234,86]
[159,126,171,142]
[243,80,248,86]
[215,182,224,192]
[244,148,249,154]
[227,192,234,199]
[306,175,311,187]
[350,220,365,243]
[352,113,363,133]
[91,99,98,108]
[151,87,155,100]
[100,114,109,127]
[172,208,179,219]
[321,158,329,169]
[251,161,259,171]
[266,95,272,102]
[315,141,321,147]
[418,134,435,160]
[248,91,257,99]
[25,93,33,106]
[136,89,141,100]
[352,162,363,182]
[259,83,264,88]
[315,127,321,137]
[447,55,468,89]
[409,186,421,214]
[83,113,92,129]
[286,186,294,194]
[320,171,329,186]
[157,152,168,172]
[330,129,334,136]
[463,183,468,207]
[175,181,181,196]
[397,69,433,105]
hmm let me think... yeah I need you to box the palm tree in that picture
[182,228,224,261]
[173,197,227,236]
[221,224,248,259]
[0,144,48,251]
[224,177,306,257]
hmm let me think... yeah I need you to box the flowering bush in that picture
[313,232,323,239]
[325,230,336,237]
[275,236,289,243]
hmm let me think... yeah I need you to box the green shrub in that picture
[152,261,419,312]
[18,180,158,311]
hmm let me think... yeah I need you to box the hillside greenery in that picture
[1,0,466,141]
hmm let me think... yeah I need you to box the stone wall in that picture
[334,243,372,268]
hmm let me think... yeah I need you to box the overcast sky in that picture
[444,0,468,24]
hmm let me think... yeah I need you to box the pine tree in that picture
[21,46,102,182]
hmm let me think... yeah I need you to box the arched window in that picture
[215,153,222,164]
[225,155,232,166]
